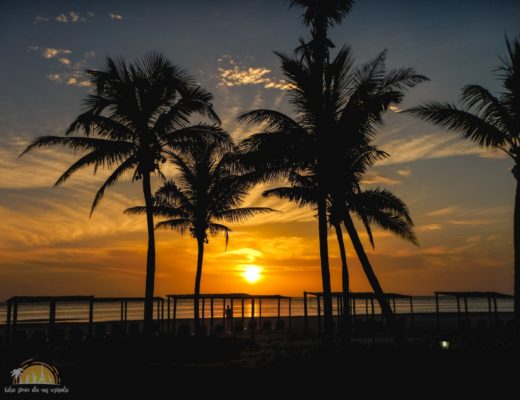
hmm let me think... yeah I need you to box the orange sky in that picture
[0,0,517,301]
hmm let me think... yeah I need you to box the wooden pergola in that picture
[4,295,165,342]
[165,293,292,334]
[303,291,414,333]
[434,291,513,328]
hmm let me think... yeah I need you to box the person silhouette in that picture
[225,305,233,332]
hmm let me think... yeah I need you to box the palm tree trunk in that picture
[142,171,156,337]
[334,223,351,343]
[194,237,205,335]
[343,213,405,346]
[317,196,334,341]
[514,172,520,336]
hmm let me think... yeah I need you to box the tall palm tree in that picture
[20,52,220,335]
[127,132,274,334]
[287,0,355,339]
[262,149,418,341]
[406,36,520,330]
[239,44,425,341]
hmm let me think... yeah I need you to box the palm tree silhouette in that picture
[262,147,418,341]
[20,52,220,335]
[126,131,274,334]
[239,41,425,342]
[276,0,354,340]
[406,36,520,330]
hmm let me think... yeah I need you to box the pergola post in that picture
[456,296,461,325]
[6,301,12,343]
[241,299,245,321]
[370,298,375,319]
[202,298,205,323]
[365,299,369,316]
[210,298,214,334]
[317,295,322,333]
[250,298,255,340]
[392,298,397,315]
[49,300,56,340]
[230,298,234,332]
[258,298,262,330]
[277,297,281,321]
[167,297,171,333]
[487,296,493,326]
[120,301,124,323]
[435,292,440,330]
[173,298,177,335]
[160,299,164,334]
[222,298,226,323]
[12,302,18,340]
[464,296,469,321]
[409,297,415,329]
[303,291,308,334]
[88,299,94,337]
[493,296,498,324]
[288,298,292,332]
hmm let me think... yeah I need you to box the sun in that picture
[242,265,262,284]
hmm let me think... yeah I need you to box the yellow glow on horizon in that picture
[242,265,262,284]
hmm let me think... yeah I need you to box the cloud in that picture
[41,48,72,59]
[34,16,49,23]
[361,171,401,185]
[29,48,95,88]
[109,13,124,20]
[417,224,443,232]
[378,133,506,166]
[55,11,85,23]
[425,207,458,217]
[217,56,293,91]
[396,168,412,177]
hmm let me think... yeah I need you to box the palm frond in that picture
[405,102,508,149]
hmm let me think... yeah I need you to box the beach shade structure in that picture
[303,291,414,334]
[92,297,165,334]
[165,293,292,335]
[434,291,513,329]
[4,295,165,343]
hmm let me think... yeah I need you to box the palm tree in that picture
[239,44,425,341]
[20,52,220,335]
[406,36,520,330]
[126,132,274,334]
[287,0,355,340]
[262,148,418,342]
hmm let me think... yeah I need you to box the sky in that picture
[0,0,519,300]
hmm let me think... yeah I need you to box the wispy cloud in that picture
[28,47,95,88]
[108,13,124,20]
[39,48,72,59]
[396,168,412,177]
[361,171,401,186]
[56,11,84,23]
[378,133,506,166]
[34,16,49,23]
[217,55,293,91]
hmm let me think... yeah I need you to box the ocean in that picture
[0,296,514,324]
